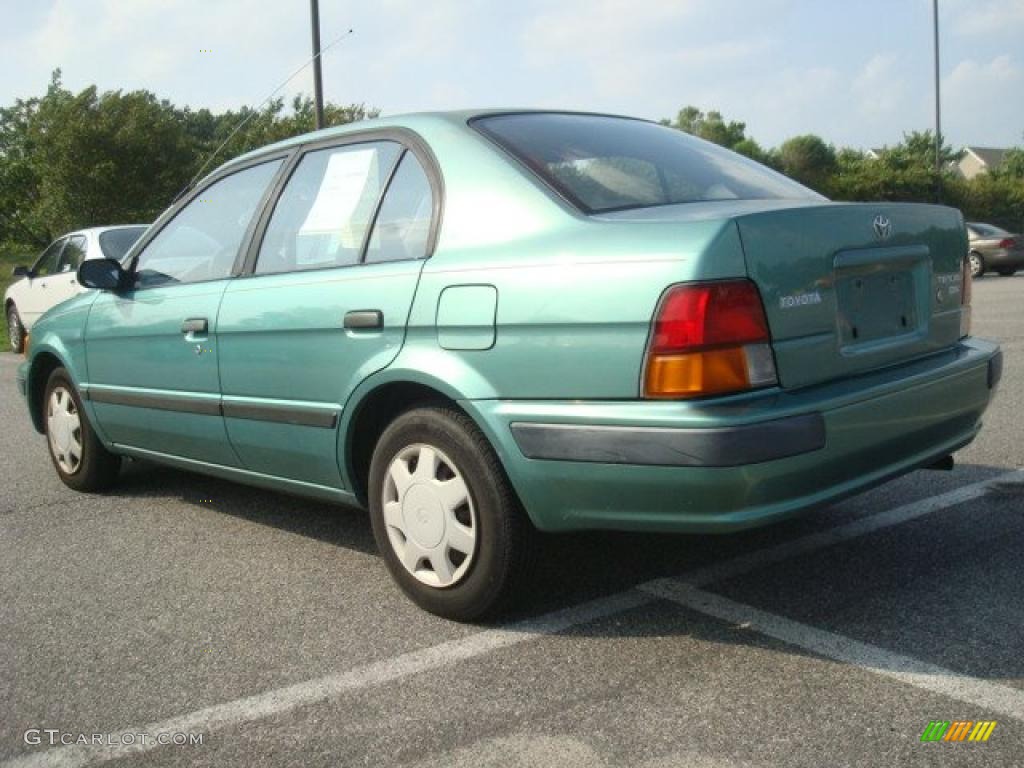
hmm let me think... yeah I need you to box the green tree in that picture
[661,106,749,150]
[995,148,1024,179]
[778,135,836,192]
[0,71,377,252]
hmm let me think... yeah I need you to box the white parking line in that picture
[2,591,654,768]
[642,580,1024,721]
[5,469,1020,768]
[679,468,1024,587]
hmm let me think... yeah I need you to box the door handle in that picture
[343,310,383,330]
[181,318,208,334]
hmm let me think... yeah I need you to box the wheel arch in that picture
[25,350,67,433]
[340,363,505,508]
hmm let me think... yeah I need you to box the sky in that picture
[0,0,1022,151]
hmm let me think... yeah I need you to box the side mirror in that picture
[77,258,127,291]
[12,265,31,278]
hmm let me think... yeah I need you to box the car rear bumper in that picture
[464,338,1001,533]
[985,248,1024,268]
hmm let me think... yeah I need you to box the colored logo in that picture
[920,720,997,742]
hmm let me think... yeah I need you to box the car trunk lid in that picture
[735,202,966,389]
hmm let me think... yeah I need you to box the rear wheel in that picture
[44,367,121,492]
[968,252,985,278]
[7,304,25,353]
[368,406,535,621]
[996,267,1017,277]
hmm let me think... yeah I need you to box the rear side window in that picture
[133,159,282,289]
[364,152,433,264]
[255,142,402,275]
[474,113,820,214]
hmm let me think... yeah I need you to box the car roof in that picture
[217,109,650,174]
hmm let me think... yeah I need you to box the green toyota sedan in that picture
[17,111,1001,620]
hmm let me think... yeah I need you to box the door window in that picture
[364,152,434,264]
[255,142,402,275]
[33,238,66,277]
[133,159,282,289]
[59,236,88,272]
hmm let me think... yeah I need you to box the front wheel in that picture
[368,406,535,621]
[7,304,25,353]
[44,367,121,492]
[969,252,985,279]
[996,267,1018,277]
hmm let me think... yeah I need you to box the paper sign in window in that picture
[299,149,379,248]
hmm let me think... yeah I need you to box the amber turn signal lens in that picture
[645,348,750,399]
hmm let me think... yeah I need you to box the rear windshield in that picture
[474,113,820,214]
[968,223,1010,238]
[99,226,147,261]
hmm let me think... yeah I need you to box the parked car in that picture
[6,225,148,352]
[16,111,1000,620]
[966,222,1024,278]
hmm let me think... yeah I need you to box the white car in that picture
[6,225,148,352]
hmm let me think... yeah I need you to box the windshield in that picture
[473,113,821,214]
[99,226,148,261]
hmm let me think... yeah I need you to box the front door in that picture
[85,158,284,465]
[47,234,88,308]
[216,140,437,489]
[19,237,67,326]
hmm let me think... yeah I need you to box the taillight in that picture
[960,255,972,339]
[643,280,778,399]
[998,238,1016,249]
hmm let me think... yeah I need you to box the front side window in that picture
[256,142,402,275]
[99,226,147,261]
[34,238,66,277]
[59,236,87,272]
[365,152,433,264]
[474,113,821,214]
[133,159,282,289]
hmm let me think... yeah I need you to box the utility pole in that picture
[310,0,325,130]
[933,0,942,202]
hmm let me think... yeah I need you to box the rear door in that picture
[85,157,285,464]
[216,136,438,488]
[736,202,966,389]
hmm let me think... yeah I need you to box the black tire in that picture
[368,406,535,621]
[43,367,121,492]
[7,303,25,353]
[969,252,985,279]
[996,267,1017,277]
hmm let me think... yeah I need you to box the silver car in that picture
[967,222,1024,278]
[6,225,148,352]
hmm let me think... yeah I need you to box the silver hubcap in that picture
[47,387,83,475]
[8,311,19,349]
[970,254,982,277]
[382,443,477,588]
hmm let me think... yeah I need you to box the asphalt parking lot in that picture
[2,276,1022,768]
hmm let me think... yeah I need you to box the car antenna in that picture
[173,27,355,203]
